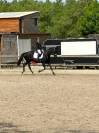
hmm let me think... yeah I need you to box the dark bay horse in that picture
[17,47,57,75]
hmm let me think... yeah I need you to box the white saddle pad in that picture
[33,52,38,59]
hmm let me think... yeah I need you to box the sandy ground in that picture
[0,66,99,133]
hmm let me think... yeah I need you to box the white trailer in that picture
[61,40,97,56]
[44,39,99,69]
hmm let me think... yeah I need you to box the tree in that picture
[0,0,98,38]
[80,0,99,35]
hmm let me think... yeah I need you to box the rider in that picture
[36,42,44,60]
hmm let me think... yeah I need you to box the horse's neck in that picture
[46,49,53,56]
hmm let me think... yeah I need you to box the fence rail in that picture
[0,55,99,69]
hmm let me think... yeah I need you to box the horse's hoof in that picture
[21,73,23,76]
[53,73,55,75]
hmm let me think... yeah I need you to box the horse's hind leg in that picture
[22,63,25,74]
[28,63,33,74]
[22,62,27,74]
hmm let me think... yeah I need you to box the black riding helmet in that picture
[36,42,42,49]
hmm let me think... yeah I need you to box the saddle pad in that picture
[33,52,38,59]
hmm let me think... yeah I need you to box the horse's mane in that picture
[46,47,56,55]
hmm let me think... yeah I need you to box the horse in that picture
[17,47,57,75]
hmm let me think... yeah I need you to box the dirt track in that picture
[0,67,99,133]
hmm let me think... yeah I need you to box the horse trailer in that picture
[44,38,99,69]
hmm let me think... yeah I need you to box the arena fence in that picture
[0,55,99,70]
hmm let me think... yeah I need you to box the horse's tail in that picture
[17,53,24,66]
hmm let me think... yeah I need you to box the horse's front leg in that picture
[48,63,55,75]
[28,63,33,74]
[38,63,46,73]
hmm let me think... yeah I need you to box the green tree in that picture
[0,0,98,38]
[80,0,99,36]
